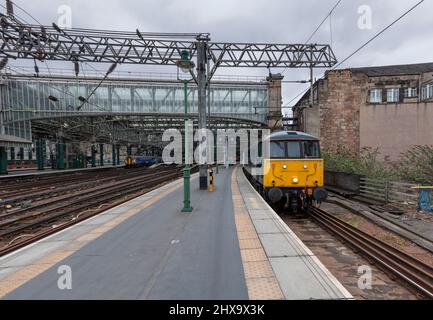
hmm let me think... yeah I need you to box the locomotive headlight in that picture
[282,164,288,169]
[292,177,299,184]
[304,164,308,169]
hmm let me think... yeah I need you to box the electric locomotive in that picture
[244,131,327,214]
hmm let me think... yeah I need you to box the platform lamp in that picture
[177,50,195,213]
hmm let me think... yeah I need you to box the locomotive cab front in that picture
[249,131,327,215]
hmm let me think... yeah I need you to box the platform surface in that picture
[0,167,352,300]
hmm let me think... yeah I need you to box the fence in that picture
[360,178,419,204]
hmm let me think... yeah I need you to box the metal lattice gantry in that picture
[0,5,337,188]
[0,19,337,70]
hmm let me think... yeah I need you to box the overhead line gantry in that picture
[0,6,337,189]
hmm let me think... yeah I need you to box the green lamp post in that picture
[177,50,195,213]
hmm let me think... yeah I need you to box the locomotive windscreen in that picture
[270,140,320,159]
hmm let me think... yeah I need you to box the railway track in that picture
[0,165,190,257]
[0,167,153,206]
[309,207,433,299]
[0,167,129,195]
[325,192,433,253]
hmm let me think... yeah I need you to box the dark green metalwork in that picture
[56,142,65,170]
[0,146,8,175]
[182,167,193,213]
[36,139,45,171]
[91,145,96,167]
[112,145,116,166]
[179,54,194,212]
[50,153,55,169]
[99,144,104,166]
[116,145,120,166]
[18,147,24,167]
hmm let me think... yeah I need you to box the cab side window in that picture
[302,141,320,158]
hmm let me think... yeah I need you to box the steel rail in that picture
[309,207,433,299]
[0,166,190,257]
[0,168,124,194]
[0,167,155,204]
[0,167,180,233]
[0,167,177,221]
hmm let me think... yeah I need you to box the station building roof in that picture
[350,62,433,77]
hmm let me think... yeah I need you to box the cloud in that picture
[7,0,433,109]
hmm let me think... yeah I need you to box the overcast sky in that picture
[6,0,433,112]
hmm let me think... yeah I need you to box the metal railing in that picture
[360,177,419,204]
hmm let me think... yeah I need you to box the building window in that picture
[404,87,417,98]
[421,84,433,100]
[369,89,382,103]
[387,88,399,103]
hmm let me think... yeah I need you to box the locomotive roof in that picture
[270,131,319,141]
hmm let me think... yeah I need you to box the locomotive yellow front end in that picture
[260,131,328,214]
[263,159,324,189]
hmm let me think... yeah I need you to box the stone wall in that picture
[267,74,284,131]
[297,68,433,162]
[302,70,365,155]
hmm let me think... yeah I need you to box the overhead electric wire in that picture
[281,0,343,75]
[1,3,205,40]
[10,0,42,25]
[283,87,310,107]
[0,3,30,24]
[5,65,107,112]
[0,2,121,111]
[0,2,201,111]
[329,11,334,48]
[304,0,343,45]
[333,0,425,69]
[281,0,343,106]
[284,0,425,108]
[77,61,119,111]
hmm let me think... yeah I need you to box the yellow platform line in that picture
[231,168,284,300]
[0,178,185,299]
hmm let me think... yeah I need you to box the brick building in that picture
[294,62,433,161]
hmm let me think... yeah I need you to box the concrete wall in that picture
[325,171,362,193]
[361,102,433,161]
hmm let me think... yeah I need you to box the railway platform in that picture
[0,167,352,300]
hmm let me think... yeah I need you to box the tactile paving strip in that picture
[239,238,262,250]
[231,168,284,300]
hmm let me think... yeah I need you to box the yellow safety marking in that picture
[76,232,103,242]
[0,250,71,297]
[243,261,275,279]
[231,168,284,300]
[245,278,284,300]
[238,238,263,250]
[240,248,268,263]
[0,177,185,299]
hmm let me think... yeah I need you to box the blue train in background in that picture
[125,155,163,168]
